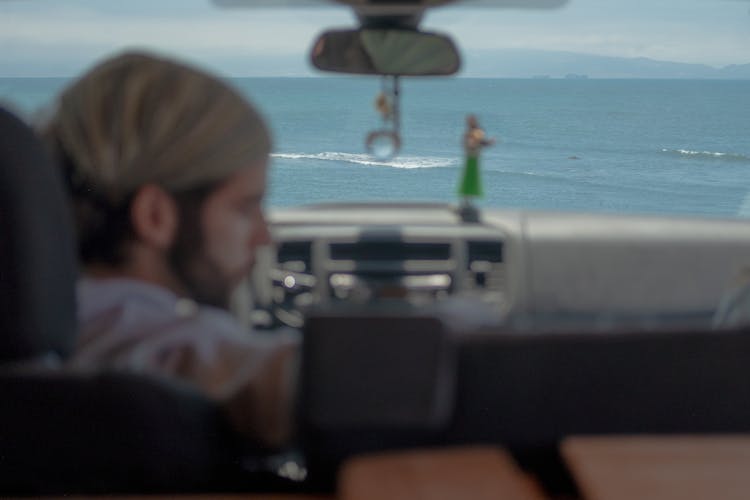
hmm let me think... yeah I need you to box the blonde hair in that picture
[44,51,271,265]
[46,51,271,203]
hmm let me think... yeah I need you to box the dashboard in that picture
[241,203,750,332]
[249,204,510,329]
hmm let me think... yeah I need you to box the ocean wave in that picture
[272,152,457,169]
[661,149,750,163]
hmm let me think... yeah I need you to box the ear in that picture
[129,184,178,251]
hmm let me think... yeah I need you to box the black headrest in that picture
[0,108,77,362]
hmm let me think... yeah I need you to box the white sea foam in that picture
[272,152,457,169]
[661,149,750,162]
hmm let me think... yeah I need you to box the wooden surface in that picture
[338,446,546,500]
[53,496,333,500]
[24,447,544,500]
[562,435,750,500]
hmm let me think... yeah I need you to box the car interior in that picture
[2,0,750,498]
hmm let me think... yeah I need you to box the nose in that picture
[253,209,272,248]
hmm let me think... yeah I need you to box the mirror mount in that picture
[356,13,424,30]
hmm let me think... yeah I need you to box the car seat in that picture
[0,107,242,495]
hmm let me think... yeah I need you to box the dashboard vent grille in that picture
[277,241,312,270]
[467,240,503,266]
[329,241,451,261]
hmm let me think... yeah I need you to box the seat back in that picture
[299,310,455,486]
[0,371,239,494]
[450,327,750,444]
[0,108,77,362]
[0,107,246,494]
[449,326,750,493]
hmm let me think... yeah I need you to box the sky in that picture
[0,0,749,77]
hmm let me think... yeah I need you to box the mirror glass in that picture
[311,29,461,76]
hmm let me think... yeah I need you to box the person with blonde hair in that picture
[44,51,297,448]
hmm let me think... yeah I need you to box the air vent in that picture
[467,240,503,267]
[277,241,312,271]
[329,241,451,261]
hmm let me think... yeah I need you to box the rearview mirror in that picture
[311,29,461,76]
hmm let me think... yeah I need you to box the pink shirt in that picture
[70,277,299,447]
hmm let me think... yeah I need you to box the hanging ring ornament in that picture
[366,130,401,160]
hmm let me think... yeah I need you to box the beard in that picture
[170,240,234,309]
[168,192,234,310]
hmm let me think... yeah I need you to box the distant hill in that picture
[6,49,748,79]
[462,49,750,79]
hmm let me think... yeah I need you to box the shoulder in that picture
[78,277,180,317]
[75,277,251,360]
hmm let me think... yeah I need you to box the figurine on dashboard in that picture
[458,114,495,220]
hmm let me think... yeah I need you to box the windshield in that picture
[1,0,749,217]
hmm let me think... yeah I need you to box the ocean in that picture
[2,77,749,218]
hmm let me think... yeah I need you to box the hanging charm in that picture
[374,91,392,121]
[366,76,401,160]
